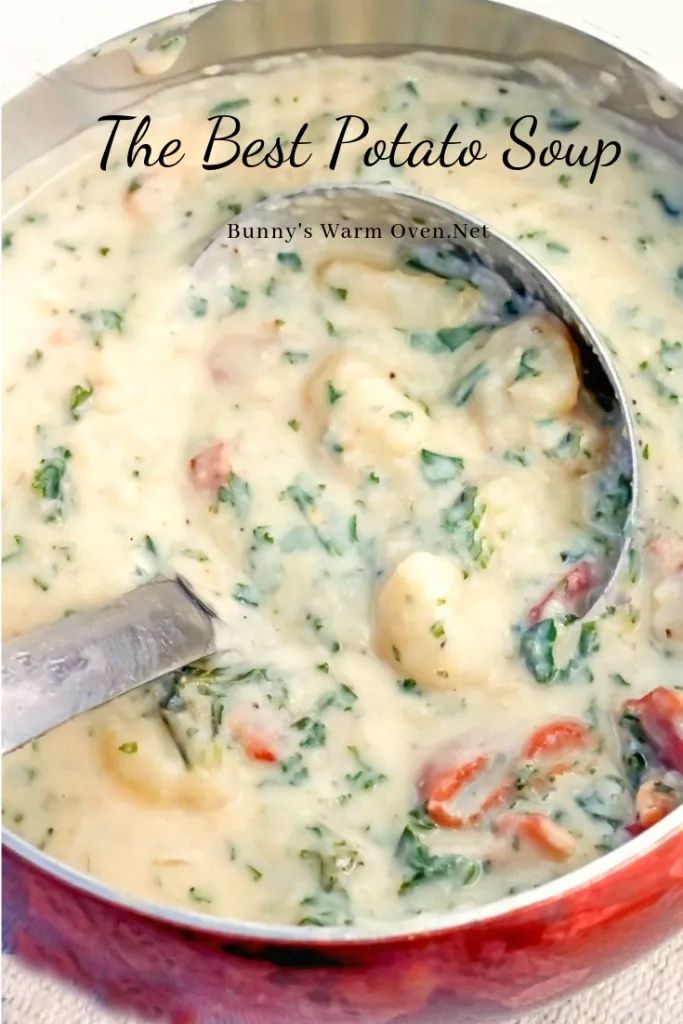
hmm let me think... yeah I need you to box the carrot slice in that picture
[425,755,510,829]
[496,811,576,861]
[243,737,278,764]
[188,442,230,493]
[231,719,278,764]
[528,560,597,624]
[634,778,679,829]
[522,718,592,776]
[625,687,683,773]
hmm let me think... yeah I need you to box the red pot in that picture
[4,808,683,1023]
[3,2,683,1020]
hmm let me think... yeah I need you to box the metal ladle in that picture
[2,185,638,754]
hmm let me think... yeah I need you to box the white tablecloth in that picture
[3,931,682,1023]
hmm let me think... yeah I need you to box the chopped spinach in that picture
[451,362,489,405]
[519,618,557,683]
[300,828,360,893]
[317,683,358,713]
[441,484,489,566]
[652,189,682,220]
[575,775,628,829]
[188,886,213,904]
[294,716,327,749]
[545,426,582,461]
[189,294,208,318]
[407,803,436,831]
[280,753,309,786]
[592,473,632,535]
[298,888,352,926]
[218,471,251,518]
[344,746,387,791]
[283,350,310,364]
[284,480,344,556]
[80,308,124,345]
[277,251,303,271]
[420,448,464,486]
[326,381,344,404]
[229,285,249,310]
[547,109,580,132]
[410,322,490,354]
[232,582,260,607]
[32,447,72,520]
[2,535,25,563]
[396,826,481,894]
[69,381,93,420]
[520,617,599,685]
[209,99,250,116]
[515,347,540,381]
[404,248,473,280]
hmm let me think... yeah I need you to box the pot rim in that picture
[3,0,683,946]
[3,0,683,99]
[4,804,683,943]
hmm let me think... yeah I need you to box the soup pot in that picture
[3,1,683,1021]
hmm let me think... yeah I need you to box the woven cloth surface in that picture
[2,932,681,1024]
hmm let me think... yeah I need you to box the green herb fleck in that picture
[420,448,463,485]
[188,886,213,904]
[519,618,557,683]
[189,294,208,317]
[218,472,251,518]
[451,363,488,406]
[515,347,540,381]
[410,322,490,354]
[294,717,327,749]
[327,381,344,404]
[69,381,93,420]
[32,448,72,520]
[277,251,303,271]
[80,308,124,345]
[396,826,481,894]
[229,286,249,310]
[283,350,309,364]
[26,349,44,368]
[209,99,250,116]
[345,746,387,791]
[232,582,260,607]
[280,752,309,786]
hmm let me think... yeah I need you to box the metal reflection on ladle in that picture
[194,183,638,618]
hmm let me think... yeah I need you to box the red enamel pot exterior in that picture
[4,818,683,1023]
[3,2,683,1021]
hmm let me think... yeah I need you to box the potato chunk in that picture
[458,313,579,416]
[305,351,429,471]
[652,574,683,649]
[100,713,230,811]
[374,551,511,692]
[318,259,480,330]
[506,313,581,416]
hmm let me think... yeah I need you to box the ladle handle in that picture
[2,577,216,754]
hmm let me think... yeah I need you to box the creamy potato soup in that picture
[3,55,683,929]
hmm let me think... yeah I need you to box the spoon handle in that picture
[2,577,216,754]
